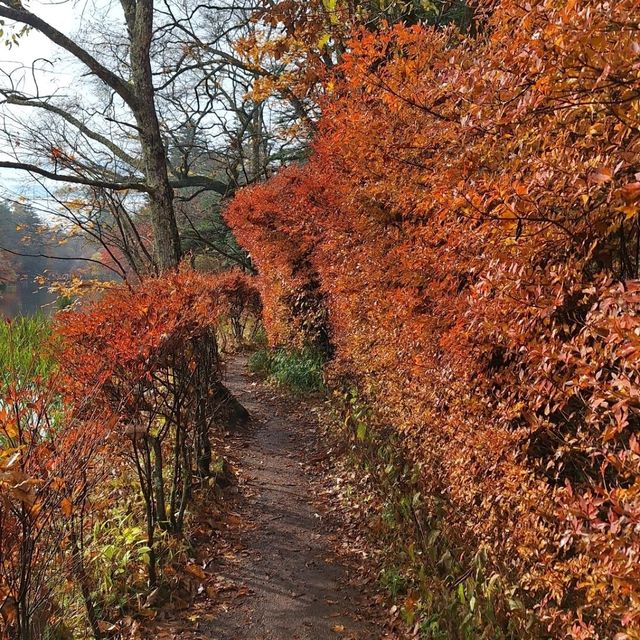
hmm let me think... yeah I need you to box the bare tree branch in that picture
[0,2,137,107]
[3,94,140,168]
[0,160,151,191]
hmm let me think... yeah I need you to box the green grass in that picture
[0,314,55,386]
[329,388,531,640]
[248,347,325,393]
[380,566,409,598]
[0,315,59,450]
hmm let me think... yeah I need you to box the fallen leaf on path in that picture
[185,564,207,580]
[97,620,118,634]
[226,513,244,526]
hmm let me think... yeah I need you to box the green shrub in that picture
[89,510,151,610]
[248,347,324,393]
[380,567,408,598]
[248,348,273,377]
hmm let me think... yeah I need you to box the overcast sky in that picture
[0,1,117,208]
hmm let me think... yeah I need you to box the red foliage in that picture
[225,1,640,636]
[227,166,333,351]
[55,268,261,559]
[57,270,226,401]
[56,268,260,404]
[0,351,112,639]
[1,268,261,637]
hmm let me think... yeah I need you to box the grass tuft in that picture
[248,347,325,393]
[0,314,55,386]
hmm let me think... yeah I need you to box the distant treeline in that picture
[0,199,111,315]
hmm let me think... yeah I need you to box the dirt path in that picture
[199,355,383,640]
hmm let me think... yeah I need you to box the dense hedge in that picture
[0,269,259,639]
[225,1,640,636]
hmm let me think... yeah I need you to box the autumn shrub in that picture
[330,388,525,639]
[55,268,260,586]
[225,166,334,355]
[0,268,260,639]
[212,270,263,351]
[225,1,640,637]
[0,320,111,640]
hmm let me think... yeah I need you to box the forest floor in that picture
[141,355,396,640]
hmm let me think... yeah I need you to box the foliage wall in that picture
[225,1,640,637]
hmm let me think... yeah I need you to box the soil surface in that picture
[198,355,384,640]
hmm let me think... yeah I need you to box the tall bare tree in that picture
[0,1,184,269]
[0,1,317,274]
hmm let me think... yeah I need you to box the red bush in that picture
[225,1,640,636]
[55,268,260,583]
[1,268,261,638]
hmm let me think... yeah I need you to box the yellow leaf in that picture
[317,33,330,49]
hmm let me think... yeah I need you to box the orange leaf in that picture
[60,498,73,517]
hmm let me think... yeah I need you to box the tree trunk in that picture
[149,436,168,530]
[0,2,183,270]
[123,0,181,270]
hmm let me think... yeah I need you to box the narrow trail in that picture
[200,355,383,640]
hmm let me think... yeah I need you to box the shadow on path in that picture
[201,355,382,640]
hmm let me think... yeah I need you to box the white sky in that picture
[0,1,117,207]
